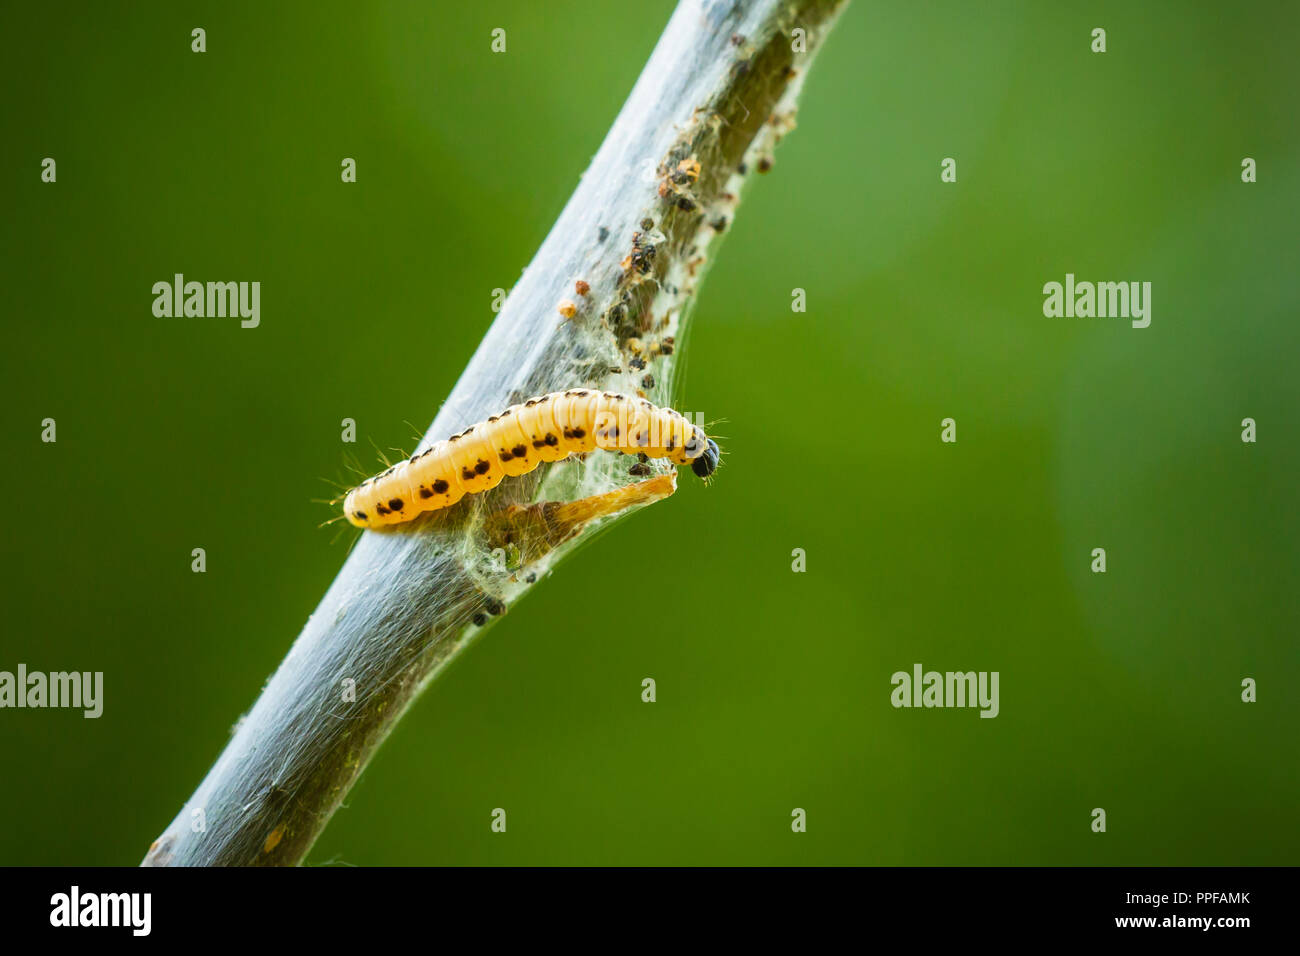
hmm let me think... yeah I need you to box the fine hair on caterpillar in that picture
[343,389,720,529]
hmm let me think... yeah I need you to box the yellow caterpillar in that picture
[343,390,719,529]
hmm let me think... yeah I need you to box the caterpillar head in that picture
[691,438,720,478]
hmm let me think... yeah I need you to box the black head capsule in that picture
[691,438,720,478]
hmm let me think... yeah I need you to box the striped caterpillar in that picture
[343,390,720,529]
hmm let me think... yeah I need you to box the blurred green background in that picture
[2,0,1297,865]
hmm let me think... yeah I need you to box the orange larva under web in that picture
[343,390,719,529]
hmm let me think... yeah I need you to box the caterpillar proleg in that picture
[343,390,719,529]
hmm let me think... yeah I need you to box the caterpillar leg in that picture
[485,473,677,564]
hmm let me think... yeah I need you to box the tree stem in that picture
[143,0,846,867]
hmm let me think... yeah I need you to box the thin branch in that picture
[143,0,846,867]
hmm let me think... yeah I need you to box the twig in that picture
[142,0,846,867]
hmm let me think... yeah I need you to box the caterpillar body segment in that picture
[343,390,719,529]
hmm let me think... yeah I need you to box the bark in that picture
[143,0,846,867]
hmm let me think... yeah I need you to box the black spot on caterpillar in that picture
[343,390,719,529]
